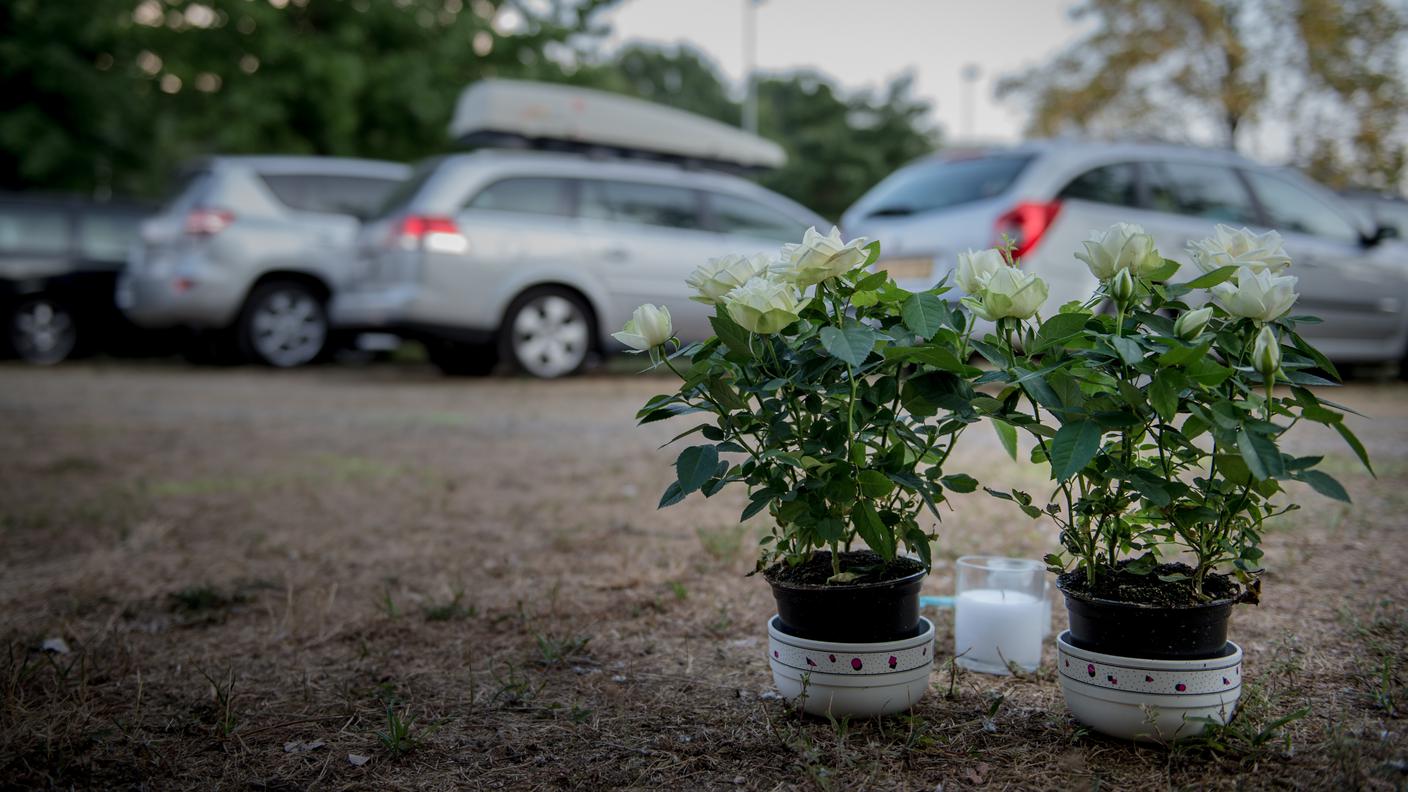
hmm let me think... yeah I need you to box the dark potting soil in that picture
[1058,561,1245,608]
[763,550,925,588]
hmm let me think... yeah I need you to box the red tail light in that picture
[994,201,1062,260]
[184,207,234,236]
[392,214,467,253]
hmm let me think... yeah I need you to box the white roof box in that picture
[449,79,786,171]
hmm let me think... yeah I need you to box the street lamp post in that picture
[743,0,761,134]
[960,63,981,140]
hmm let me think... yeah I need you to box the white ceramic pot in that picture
[1056,630,1243,742]
[767,615,935,718]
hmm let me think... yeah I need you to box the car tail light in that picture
[994,201,1062,260]
[392,214,468,254]
[184,207,234,236]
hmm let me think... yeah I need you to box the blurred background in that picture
[1,0,1406,372]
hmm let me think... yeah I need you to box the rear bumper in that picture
[117,252,245,329]
[330,285,496,344]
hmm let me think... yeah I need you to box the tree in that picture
[0,0,615,198]
[998,0,1408,190]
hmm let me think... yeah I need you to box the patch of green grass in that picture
[198,668,240,738]
[423,591,475,622]
[696,523,749,562]
[534,633,590,667]
[168,585,247,615]
[377,704,419,756]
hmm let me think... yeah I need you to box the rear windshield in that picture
[850,154,1033,219]
[372,157,446,219]
[260,173,406,220]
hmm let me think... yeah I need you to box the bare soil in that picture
[0,361,1405,790]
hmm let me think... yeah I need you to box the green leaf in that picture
[1295,470,1350,503]
[940,473,979,493]
[740,492,772,521]
[992,419,1018,461]
[1147,257,1181,282]
[857,470,895,498]
[1049,420,1102,481]
[1109,335,1144,366]
[900,292,946,339]
[706,377,748,412]
[819,324,878,367]
[904,525,933,569]
[675,445,719,495]
[1031,312,1090,354]
[708,312,752,358]
[1237,428,1285,481]
[658,481,685,509]
[1149,370,1184,422]
[1158,341,1211,367]
[1334,422,1375,476]
[883,345,978,375]
[852,501,894,560]
[1182,265,1238,289]
[1186,357,1233,386]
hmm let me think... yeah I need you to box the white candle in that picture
[954,588,1044,674]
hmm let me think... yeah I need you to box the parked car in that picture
[1340,190,1408,240]
[118,156,411,367]
[841,140,1408,365]
[332,80,825,378]
[0,193,157,364]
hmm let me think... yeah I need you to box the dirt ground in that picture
[0,360,1405,791]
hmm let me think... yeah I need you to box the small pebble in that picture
[41,638,70,655]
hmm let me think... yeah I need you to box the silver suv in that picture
[119,156,410,367]
[332,150,826,377]
[842,140,1408,365]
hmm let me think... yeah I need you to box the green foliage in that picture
[0,0,615,197]
[637,244,977,580]
[974,252,1368,596]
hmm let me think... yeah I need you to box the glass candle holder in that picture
[953,556,1046,675]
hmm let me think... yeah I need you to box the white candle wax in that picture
[954,588,1044,674]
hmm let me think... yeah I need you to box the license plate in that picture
[875,257,933,280]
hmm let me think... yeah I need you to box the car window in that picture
[707,192,808,241]
[580,180,703,230]
[1144,161,1258,224]
[1245,171,1361,244]
[0,205,69,255]
[1058,163,1138,207]
[260,173,404,220]
[465,177,574,217]
[850,154,1033,219]
[77,212,143,261]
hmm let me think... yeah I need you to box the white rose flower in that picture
[955,248,1007,295]
[1173,306,1214,340]
[612,304,673,351]
[960,266,1049,322]
[1188,225,1292,274]
[1252,325,1282,378]
[773,226,870,287]
[685,253,772,305]
[723,274,804,334]
[1211,268,1299,322]
[1074,222,1163,281]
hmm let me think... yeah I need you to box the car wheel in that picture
[498,288,594,379]
[239,281,328,368]
[426,339,498,376]
[10,297,78,365]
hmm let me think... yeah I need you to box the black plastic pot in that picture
[1058,579,1234,660]
[764,561,926,643]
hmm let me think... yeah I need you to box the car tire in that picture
[426,339,498,377]
[238,281,329,368]
[9,296,79,365]
[497,287,595,379]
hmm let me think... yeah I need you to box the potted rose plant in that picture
[618,227,983,717]
[964,223,1371,740]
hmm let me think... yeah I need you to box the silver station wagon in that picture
[842,140,1408,366]
[333,79,826,378]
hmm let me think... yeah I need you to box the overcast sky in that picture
[599,0,1089,144]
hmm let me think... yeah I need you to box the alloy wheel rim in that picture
[251,290,325,367]
[512,295,588,378]
[13,300,75,364]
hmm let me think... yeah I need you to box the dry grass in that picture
[0,361,1405,790]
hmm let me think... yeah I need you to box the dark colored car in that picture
[0,193,162,364]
